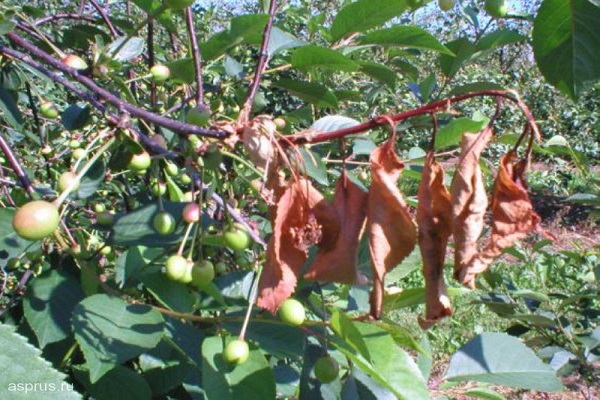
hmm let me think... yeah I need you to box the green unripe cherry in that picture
[314,356,339,383]
[438,0,454,11]
[223,339,250,365]
[223,223,252,251]
[165,255,188,281]
[186,105,211,127]
[62,54,88,70]
[191,260,215,287]
[150,65,171,83]
[57,171,79,193]
[278,298,306,326]
[128,151,152,171]
[40,102,59,119]
[153,211,176,235]
[12,200,60,241]
[484,0,507,18]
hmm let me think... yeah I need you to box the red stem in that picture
[185,7,205,105]
[240,0,278,123]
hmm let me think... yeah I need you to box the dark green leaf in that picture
[448,82,505,96]
[435,115,489,150]
[358,61,397,87]
[76,160,105,199]
[439,37,476,78]
[201,336,276,400]
[464,387,507,400]
[0,88,22,128]
[129,0,176,32]
[446,332,564,392]
[532,0,600,100]
[331,0,408,42]
[297,148,329,185]
[0,324,81,399]
[359,26,454,55]
[23,270,84,348]
[61,104,90,131]
[273,79,338,109]
[90,366,152,400]
[330,310,371,361]
[476,29,527,51]
[72,294,165,382]
[291,45,358,72]
[267,27,306,56]
[141,272,197,313]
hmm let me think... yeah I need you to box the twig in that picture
[0,133,35,198]
[288,90,541,146]
[239,0,278,123]
[88,0,119,38]
[147,19,157,108]
[2,33,227,139]
[33,13,96,26]
[185,7,205,105]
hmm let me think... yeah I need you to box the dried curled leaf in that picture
[305,172,368,284]
[242,115,276,170]
[257,178,339,312]
[417,153,453,329]
[458,151,541,287]
[368,139,417,319]
[450,127,492,286]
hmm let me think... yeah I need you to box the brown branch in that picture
[0,44,174,158]
[0,133,35,198]
[33,13,97,26]
[288,90,541,146]
[185,7,205,105]
[88,0,119,38]
[147,19,157,108]
[239,0,278,123]
[3,32,227,139]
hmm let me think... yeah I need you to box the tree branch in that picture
[0,133,35,198]
[3,32,228,139]
[88,0,120,38]
[288,90,541,146]
[185,7,205,105]
[239,0,278,123]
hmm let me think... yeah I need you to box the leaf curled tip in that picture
[458,151,542,287]
[367,138,417,319]
[417,152,453,328]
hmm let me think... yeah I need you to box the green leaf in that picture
[385,287,469,311]
[23,270,84,348]
[532,0,600,100]
[267,27,306,56]
[129,0,176,32]
[139,338,196,396]
[72,294,165,383]
[435,115,489,150]
[331,0,408,42]
[358,61,397,87]
[359,26,454,55]
[61,103,90,131]
[297,148,329,185]
[464,386,507,400]
[0,324,81,399]
[476,29,527,51]
[76,160,105,199]
[105,37,145,62]
[291,45,358,72]
[331,322,428,400]
[446,332,564,392]
[353,137,376,155]
[273,79,338,109]
[311,115,361,132]
[111,202,186,246]
[0,208,41,269]
[201,336,276,400]
[89,366,152,400]
[439,37,476,77]
[141,272,197,313]
[0,88,23,128]
[201,14,269,61]
[166,58,196,84]
[330,310,371,361]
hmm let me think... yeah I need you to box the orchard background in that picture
[0,0,599,399]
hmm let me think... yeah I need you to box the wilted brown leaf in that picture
[458,151,541,287]
[257,178,339,312]
[450,127,493,286]
[242,115,276,170]
[417,153,453,329]
[368,138,417,319]
[304,172,368,284]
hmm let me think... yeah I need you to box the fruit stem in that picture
[123,73,153,84]
[55,135,116,207]
[178,222,195,256]
[238,263,263,340]
[221,150,263,177]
